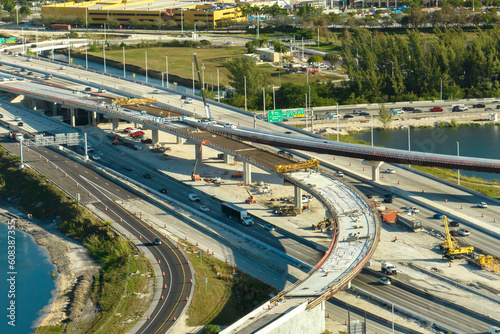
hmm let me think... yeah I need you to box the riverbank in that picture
[0,203,100,331]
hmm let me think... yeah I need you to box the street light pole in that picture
[145,51,148,83]
[123,46,126,77]
[181,9,184,33]
[244,76,247,111]
[166,56,169,89]
[305,94,308,130]
[440,77,443,103]
[192,62,195,94]
[103,44,106,72]
[263,88,266,118]
[273,86,276,111]
[217,68,220,103]
[371,115,374,146]
[201,64,205,91]
[336,103,339,142]
[457,142,460,185]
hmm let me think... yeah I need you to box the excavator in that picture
[243,182,256,204]
[441,215,474,259]
[191,140,208,181]
[312,217,334,232]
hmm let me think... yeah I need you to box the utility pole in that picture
[123,47,126,77]
[166,56,169,89]
[217,68,220,103]
[244,76,247,111]
[145,51,148,83]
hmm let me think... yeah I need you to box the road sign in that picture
[268,109,283,123]
[294,108,305,117]
[283,109,294,118]
[133,73,136,78]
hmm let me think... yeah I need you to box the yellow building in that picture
[41,0,245,28]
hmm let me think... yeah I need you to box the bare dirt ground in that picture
[0,203,100,329]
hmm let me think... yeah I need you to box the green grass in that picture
[182,242,279,326]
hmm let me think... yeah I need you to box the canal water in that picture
[0,221,57,334]
[354,125,500,181]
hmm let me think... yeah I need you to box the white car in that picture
[385,168,396,174]
[378,276,391,285]
[477,202,488,208]
[184,98,193,104]
[264,223,275,231]
[199,205,210,212]
[302,196,313,203]
[457,228,470,236]
[189,193,200,202]
[14,116,21,121]
[335,171,344,177]
[409,207,419,214]
[91,155,101,161]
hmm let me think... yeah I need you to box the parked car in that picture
[457,228,470,236]
[477,202,488,208]
[473,103,486,108]
[430,106,443,112]
[378,276,391,285]
[433,213,444,219]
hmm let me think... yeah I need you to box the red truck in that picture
[48,24,71,31]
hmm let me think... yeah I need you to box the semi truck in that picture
[8,131,23,141]
[48,24,71,30]
[381,262,398,275]
[396,214,422,231]
[221,202,254,226]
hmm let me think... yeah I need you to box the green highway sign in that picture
[268,109,283,123]
[283,109,294,118]
[294,108,305,117]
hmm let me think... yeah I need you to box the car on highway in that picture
[91,155,101,161]
[277,150,294,159]
[34,75,42,80]
[384,193,396,199]
[452,106,468,112]
[430,106,443,112]
[0,63,3,66]
[402,107,414,112]
[84,87,92,92]
[412,109,422,113]
[152,89,159,94]
[180,95,188,100]
[433,213,444,219]
[199,205,210,212]
[143,173,152,179]
[153,237,161,245]
[390,109,403,115]
[14,116,21,121]
[123,166,132,171]
[184,97,193,104]
[27,71,33,75]
[284,131,292,134]
[327,113,340,118]
[124,127,135,133]
[98,88,107,93]
[359,112,370,116]
[189,193,201,202]
[17,122,23,126]
[473,103,486,108]
[264,223,275,231]
[485,108,494,111]
[352,109,363,114]
[378,276,391,285]
[343,114,354,119]
[0,114,3,118]
[383,197,393,203]
[449,221,460,227]
[335,171,344,177]
[159,188,168,194]
[457,228,470,236]
[385,168,396,174]
[489,326,500,334]
[477,202,488,208]
[409,207,419,214]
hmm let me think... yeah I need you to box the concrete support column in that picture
[152,129,159,145]
[31,99,37,111]
[69,108,75,127]
[243,162,251,185]
[362,160,384,182]
[195,143,203,161]
[91,111,97,125]
[112,118,119,131]
[224,153,234,164]
[294,186,303,209]
[52,103,58,116]
[176,136,185,144]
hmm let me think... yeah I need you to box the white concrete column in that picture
[112,118,119,131]
[52,103,58,116]
[362,160,384,182]
[224,153,234,164]
[243,162,251,185]
[294,186,303,209]
[176,136,185,144]
[69,108,75,127]
[31,99,37,111]
[92,111,97,125]
[152,129,159,145]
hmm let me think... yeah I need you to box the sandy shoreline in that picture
[0,204,100,331]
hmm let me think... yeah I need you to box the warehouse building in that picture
[41,0,245,28]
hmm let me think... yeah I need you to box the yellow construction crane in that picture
[275,159,319,174]
[112,98,157,105]
[441,215,474,259]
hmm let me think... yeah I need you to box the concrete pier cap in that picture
[362,160,384,181]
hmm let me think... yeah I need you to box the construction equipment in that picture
[312,217,334,232]
[275,159,319,174]
[242,182,256,203]
[112,98,157,105]
[192,140,208,181]
[470,254,500,274]
[274,205,301,216]
[231,171,242,178]
[441,215,474,259]
[379,209,400,223]
[193,53,211,119]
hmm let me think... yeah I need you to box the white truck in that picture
[221,202,254,226]
[381,262,398,275]
[396,214,422,231]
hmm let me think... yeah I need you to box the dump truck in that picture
[396,214,422,231]
[380,209,400,223]
[381,262,398,275]
[221,202,254,226]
